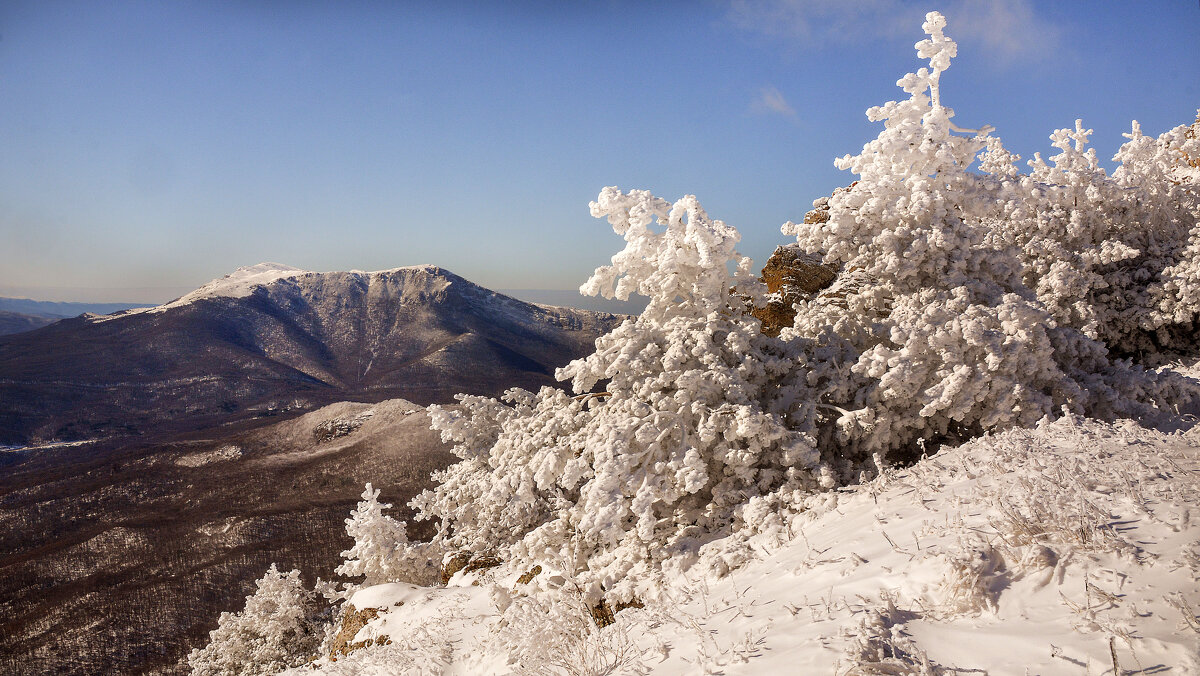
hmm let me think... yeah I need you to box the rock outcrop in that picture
[752,245,839,336]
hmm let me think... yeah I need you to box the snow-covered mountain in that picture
[0,263,622,444]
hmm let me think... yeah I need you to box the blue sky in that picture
[1,1,1197,303]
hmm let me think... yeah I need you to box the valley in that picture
[0,264,620,674]
[0,400,454,674]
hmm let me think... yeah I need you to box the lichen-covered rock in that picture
[327,604,386,658]
[438,552,502,585]
[515,565,542,585]
[462,555,502,577]
[751,243,838,336]
[761,245,839,297]
[439,552,471,585]
[1181,112,1199,170]
[589,598,644,628]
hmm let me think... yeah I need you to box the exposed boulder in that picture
[313,409,374,443]
[327,604,389,659]
[752,184,887,337]
[439,552,502,585]
[751,241,839,336]
[761,245,839,297]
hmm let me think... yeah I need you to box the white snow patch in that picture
[1,439,96,452]
[175,444,243,468]
[167,262,308,307]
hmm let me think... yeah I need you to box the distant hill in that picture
[501,288,649,314]
[0,263,623,445]
[0,310,59,336]
[0,296,156,319]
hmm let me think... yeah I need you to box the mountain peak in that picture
[88,263,454,323]
[230,262,307,276]
[351,264,450,278]
[176,263,309,306]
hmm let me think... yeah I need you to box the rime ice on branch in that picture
[782,11,1197,458]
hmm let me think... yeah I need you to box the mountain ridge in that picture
[0,296,156,319]
[0,264,623,444]
[0,310,59,336]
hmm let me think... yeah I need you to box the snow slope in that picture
[289,414,1200,675]
[167,262,309,307]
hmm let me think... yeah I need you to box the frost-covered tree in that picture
[978,113,1200,359]
[782,11,1192,459]
[1110,113,1200,351]
[785,12,1066,454]
[1017,120,1139,340]
[415,391,545,560]
[187,565,320,676]
[408,188,829,606]
[337,483,438,587]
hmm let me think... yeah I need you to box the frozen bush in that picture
[337,483,439,587]
[187,565,320,676]
[782,12,1195,461]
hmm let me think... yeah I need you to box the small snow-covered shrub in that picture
[488,579,651,676]
[841,595,937,676]
[337,483,439,587]
[931,544,1007,616]
[187,565,321,676]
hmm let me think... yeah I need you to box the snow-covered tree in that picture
[407,188,830,606]
[1110,113,1200,352]
[977,113,1200,359]
[337,483,438,587]
[187,565,320,676]
[782,11,1193,460]
[413,391,546,559]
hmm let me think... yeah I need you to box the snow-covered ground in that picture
[286,410,1200,675]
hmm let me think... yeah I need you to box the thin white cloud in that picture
[948,0,1059,65]
[727,0,900,40]
[726,0,1060,65]
[751,85,799,120]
